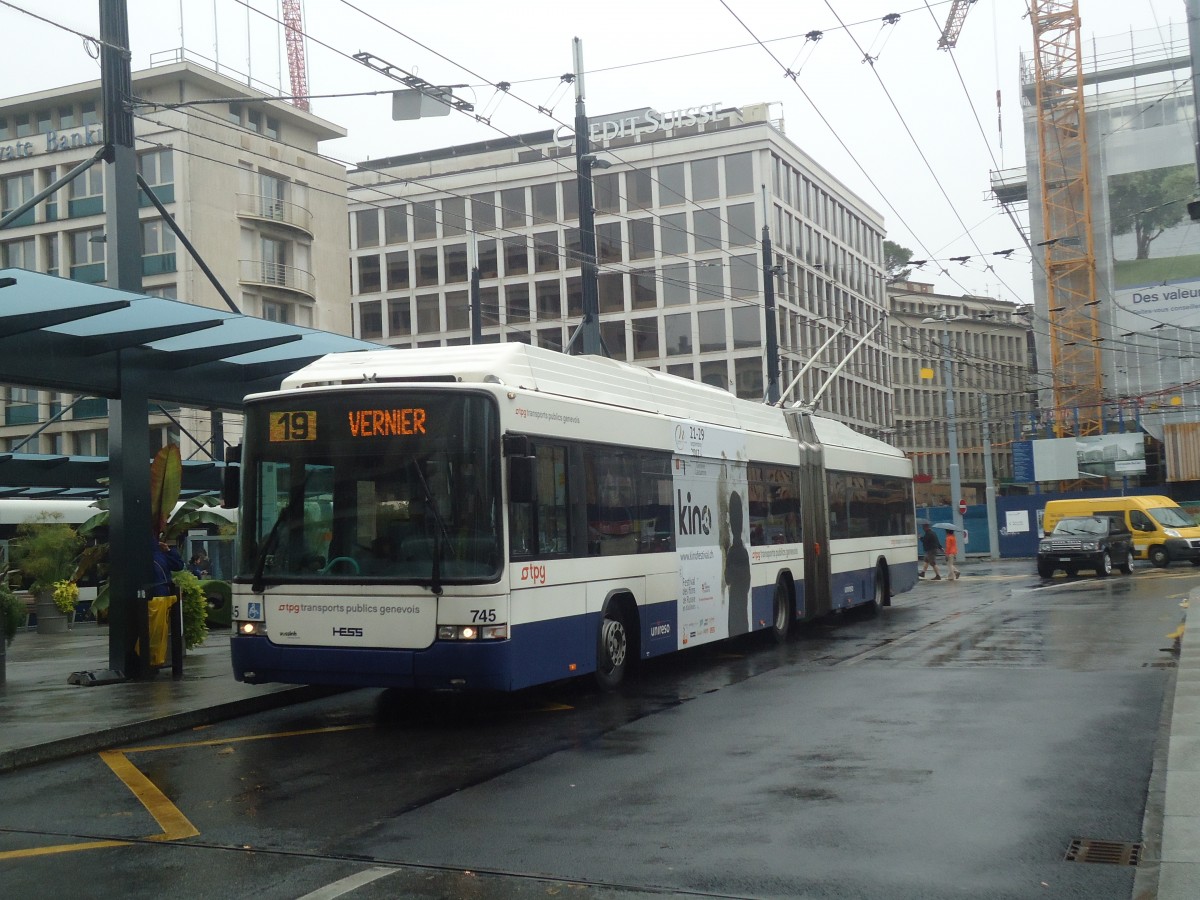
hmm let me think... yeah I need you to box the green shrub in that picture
[11,517,84,593]
[1,583,22,645]
[172,569,209,650]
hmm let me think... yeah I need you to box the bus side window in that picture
[535,445,569,556]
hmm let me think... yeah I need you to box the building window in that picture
[725,152,753,196]
[1,237,35,269]
[262,300,292,323]
[695,261,723,302]
[80,101,99,126]
[735,357,763,400]
[384,205,407,243]
[354,208,379,248]
[261,237,288,284]
[141,220,177,276]
[416,294,440,333]
[626,169,652,208]
[265,116,280,140]
[561,181,578,221]
[478,239,498,279]
[536,281,561,319]
[442,197,467,236]
[700,360,727,390]
[389,297,411,336]
[138,148,175,204]
[698,309,726,352]
[358,300,382,339]
[67,166,104,217]
[731,305,761,349]
[446,290,470,330]
[1,172,34,225]
[661,212,688,257]
[665,312,692,355]
[503,236,528,276]
[631,269,656,310]
[13,113,31,138]
[70,228,105,283]
[598,273,623,314]
[505,284,530,324]
[385,250,409,290]
[691,158,719,200]
[533,232,559,273]
[356,254,381,293]
[728,203,755,247]
[596,222,621,264]
[593,173,619,214]
[500,187,526,228]
[471,192,497,232]
[659,163,685,206]
[42,234,58,276]
[662,263,690,306]
[415,247,439,287]
[629,218,655,260]
[632,317,659,359]
[412,201,437,240]
[444,243,468,283]
[532,183,557,224]
[600,321,627,360]
[692,208,722,252]
[35,109,52,133]
[730,254,758,297]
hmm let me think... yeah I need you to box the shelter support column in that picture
[108,360,154,679]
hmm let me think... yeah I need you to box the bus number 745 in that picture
[471,608,497,623]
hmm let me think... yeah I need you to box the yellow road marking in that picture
[0,839,128,860]
[123,723,370,754]
[100,750,199,841]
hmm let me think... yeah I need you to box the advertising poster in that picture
[671,422,749,649]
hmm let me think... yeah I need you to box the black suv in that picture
[1037,515,1135,578]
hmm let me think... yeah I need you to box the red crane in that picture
[282,0,310,112]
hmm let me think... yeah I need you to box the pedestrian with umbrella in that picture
[919,523,942,580]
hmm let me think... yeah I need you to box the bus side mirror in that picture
[222,444,241,509]
[508,456,534,505]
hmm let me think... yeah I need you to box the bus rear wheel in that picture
[771,579,794,643]
[595,607,629,691]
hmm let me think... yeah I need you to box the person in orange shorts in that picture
[944,530,960,580]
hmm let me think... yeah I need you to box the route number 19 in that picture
[270,410,317,442]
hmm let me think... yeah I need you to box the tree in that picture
[884,240,915,280]
[1108,165,1195,259]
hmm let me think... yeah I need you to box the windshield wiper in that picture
[412,459,450,596]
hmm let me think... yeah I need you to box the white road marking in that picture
[296,866,395,900]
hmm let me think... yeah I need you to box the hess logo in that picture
[332,626,363,637]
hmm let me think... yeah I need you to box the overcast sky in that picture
[3,1,1191,306]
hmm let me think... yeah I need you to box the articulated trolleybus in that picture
[229,344,916,691]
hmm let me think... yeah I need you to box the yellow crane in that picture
[938,0,977,50]
[1030,0,1104,438]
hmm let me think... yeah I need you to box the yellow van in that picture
[1042,496,1200,568]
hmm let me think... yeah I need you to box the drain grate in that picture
[1064,838,1141,866]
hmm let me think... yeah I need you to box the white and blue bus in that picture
[228,344,916,691]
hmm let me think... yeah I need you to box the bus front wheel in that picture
[595,607,630,691]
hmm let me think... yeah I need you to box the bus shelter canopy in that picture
[0,268,380,411]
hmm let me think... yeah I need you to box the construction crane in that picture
[1029,0,1104,439]
[282,0,310,112]
[938,0,977,50]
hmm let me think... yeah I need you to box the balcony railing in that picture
[236,193,313,236]
[238,259,315,299]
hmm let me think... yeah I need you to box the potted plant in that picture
[1,580,21,684]
[10,515,84,634]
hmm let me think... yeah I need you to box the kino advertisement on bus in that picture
[227,344,916,693]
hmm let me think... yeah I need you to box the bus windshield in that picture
[237,390,502,585]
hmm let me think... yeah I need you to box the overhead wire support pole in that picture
[565,37,604,357]
[761,184,781,404]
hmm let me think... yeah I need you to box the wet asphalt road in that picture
[1,561,1194,899]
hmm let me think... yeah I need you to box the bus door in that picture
[785,409,831,618]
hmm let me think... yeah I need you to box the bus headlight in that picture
[238,621,262,636]
[438,624,508,640]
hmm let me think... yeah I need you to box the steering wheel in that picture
[320,555,361,575]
